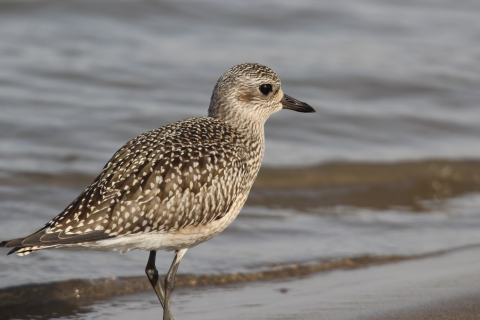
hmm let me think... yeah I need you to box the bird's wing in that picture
[5,118,249,250]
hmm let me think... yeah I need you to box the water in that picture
[1,0,480,307]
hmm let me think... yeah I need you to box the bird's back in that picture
[3,117,264,255]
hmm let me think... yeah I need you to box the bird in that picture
[1,62,315,320]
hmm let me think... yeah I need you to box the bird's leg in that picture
[163,248,187,320]
[145,251,176,320]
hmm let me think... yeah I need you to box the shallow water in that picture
[62,247,480,320]
[1,0,480,316]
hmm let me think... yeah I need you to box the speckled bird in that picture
[1,62,315,320]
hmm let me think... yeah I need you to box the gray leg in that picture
[145,251,175,320]
[163,248,187,320]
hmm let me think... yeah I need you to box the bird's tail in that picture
[1,238,33,255]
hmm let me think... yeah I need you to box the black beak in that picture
[281,94,315,113]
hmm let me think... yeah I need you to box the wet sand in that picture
[0,253,427,319]
[364,295,480,320]
[97,246,480,320]
[2,245,478,319]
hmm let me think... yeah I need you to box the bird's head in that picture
[208,63,315,124]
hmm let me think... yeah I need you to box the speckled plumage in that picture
[6,116,262,255]
[1,63,314,320]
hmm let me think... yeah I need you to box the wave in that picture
[251,159,480,212]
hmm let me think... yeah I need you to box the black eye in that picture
[259,84,272,95]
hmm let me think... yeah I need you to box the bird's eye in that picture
[259,84,273,95]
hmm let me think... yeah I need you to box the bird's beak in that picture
[281,94,315,113]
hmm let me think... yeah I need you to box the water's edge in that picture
[1,244,478,319]
[1,159,480,319]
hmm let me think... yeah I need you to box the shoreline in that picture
[1,244,479,319]
[0,253,426,309]
[107,244,480,320]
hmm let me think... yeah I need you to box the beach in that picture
[2,245,478,319]
[76,246,480,320]
[1,0,480,319]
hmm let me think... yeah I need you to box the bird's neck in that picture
[232,119,266,182]
[208,98,267,177]
[220,115,265,150]
[212,110,267,139]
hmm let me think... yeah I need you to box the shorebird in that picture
[1,63,314,319]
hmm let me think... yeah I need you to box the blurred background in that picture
[1,0,480,318]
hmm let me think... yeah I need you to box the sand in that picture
[70,246,480,319]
